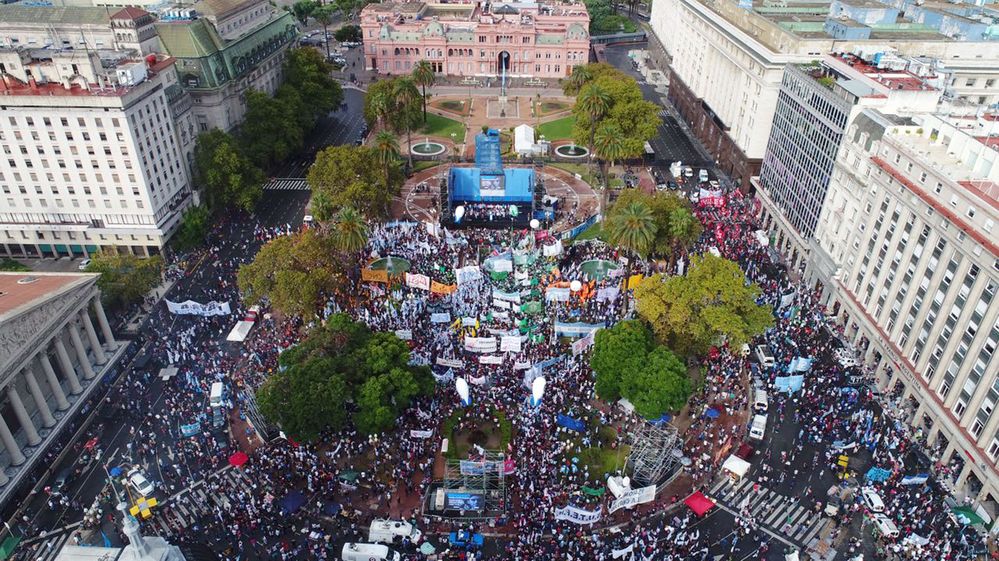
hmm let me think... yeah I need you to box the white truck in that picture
[341,543,400,561]
[368,519,422,544]
[749,414,767,440]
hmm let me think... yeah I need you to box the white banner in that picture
[492,289,522,304]
[500,336,523,353]
[571,331,596,356]
[611,544,634,559]
[464,337,498,353]
[493,299,511,310]
[436,357,464,368]
[430,312,452,324]
[455,266,482,285]
[543,240,563,257]
[513,361,532,370]
[492,259,513,272]
[609,485,657,513]
[166,300,231,316]
[405,272,431,291]
[479,355,504,365]
[462,317,479,327]
[554,506,602,525]
[394,329,413,341]
[468,375,487,385]
[410,430,433,439]
[545,287,571,302]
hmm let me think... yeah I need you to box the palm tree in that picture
[314,5,336,60]
[368,86,394,130]
[606,201,657,316]
[565,65,592,95]
[412,60,436,124]
[373,130,399,191]
[667,207,696,266]
[576,83,611,168]
[311,189,336,222]
[594,123,627,215]
[392,77,422,168]
[331,206,369,254]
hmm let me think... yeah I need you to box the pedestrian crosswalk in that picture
[263,178,309,191]
[708,477,830,548]
[143,466,258,537]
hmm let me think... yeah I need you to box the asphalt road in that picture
[272,87,368,180]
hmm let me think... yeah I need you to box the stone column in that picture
[53,340,83,395]
[7,385,40,446]
[0,414,25,466]
[92,297,116,350]
[38,355,70,410]
[80,312,107,364]
[23,367,55,428]
[67,327,95,380]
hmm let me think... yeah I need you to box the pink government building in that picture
[359,1,590,79]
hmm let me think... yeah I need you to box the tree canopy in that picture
[634,254,774,356]
[307,145,402,218]
[256,314,434,439]
[193,130,264,213]
[581,0,637,35]
[566,64,660,160]
[590,320,690,418]
[173,204,212,251]
[236,228,346,317]
[609,189,702,261]
[335,24,362,42]
[85,251,163,309]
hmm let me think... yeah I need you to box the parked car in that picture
[78,258,91,270]
[127,468,155,496]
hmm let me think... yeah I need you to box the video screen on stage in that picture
[445,492,484,511]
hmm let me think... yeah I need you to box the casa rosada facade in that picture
[359,0,590,78]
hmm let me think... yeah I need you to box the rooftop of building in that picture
[0,53,176,98]
[0,4,111,25]
[0,272,96,319]
[828,53,937,92]
[112,6,153,21]
[191,0,262,18]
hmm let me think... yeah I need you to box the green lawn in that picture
[420,113,465,143]
[550,162,601,189]
[537,116,576,141]
[573,222,605,242]
[411,161,440,173]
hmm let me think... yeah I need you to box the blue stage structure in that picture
[444,129,540,228]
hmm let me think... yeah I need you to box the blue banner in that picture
[900,473,929,486]
[865,467,891,482]
[180,422,201,437]
[774,375,804,393]
[557,414,586,432]
[554,321,604,338]
[787,357,813,372]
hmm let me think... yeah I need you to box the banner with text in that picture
[167,300,231,317]
[405,272,431,291]
[609,485,657,513]
[554,505,602,525]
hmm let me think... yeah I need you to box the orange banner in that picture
[431,281,457,294]
[361,268,389,284]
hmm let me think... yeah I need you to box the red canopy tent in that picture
[228,451,249,467]
[684,491,716,517]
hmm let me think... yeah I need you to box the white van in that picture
[209,382,224,408]
[368,519,422,544]
[755,345,776,368]
[341,543,400,561]
[870,513,899,538]
[753,390,769,414]
[749,414,767,440]
[861,488,885,513]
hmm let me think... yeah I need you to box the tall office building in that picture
[755,52,941,275]
[0,49,196,258]
[648,0,999,188]
[818,113,999,514]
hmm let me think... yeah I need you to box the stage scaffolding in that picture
[626,422,683,487]
[433,450,508,519]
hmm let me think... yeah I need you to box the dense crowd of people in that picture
[17,179,991,561]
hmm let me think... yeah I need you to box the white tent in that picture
[722,454,751,479]
[514,124,536,155]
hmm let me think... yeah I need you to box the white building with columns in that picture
[784,112,999,517]
[0,272,120,504]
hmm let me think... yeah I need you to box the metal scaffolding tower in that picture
[626,422,683,487]
[437,450,508,519]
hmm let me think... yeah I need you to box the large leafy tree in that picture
[193,130,264,213]
[290,0,316,25]
[240,89,304,169]
[623,346,690,418]
[307,145,402,217]
[334,24,362,43]
[590,320,691,418]
[283,48,343,125]
[591,320,653,401]
[85,252,163,309]
[256,314,434,439]
[411,60,436,123]
[173,204,211,251]
[568,64,660,160]
[634,254,774,356]
[237,229,345,316]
